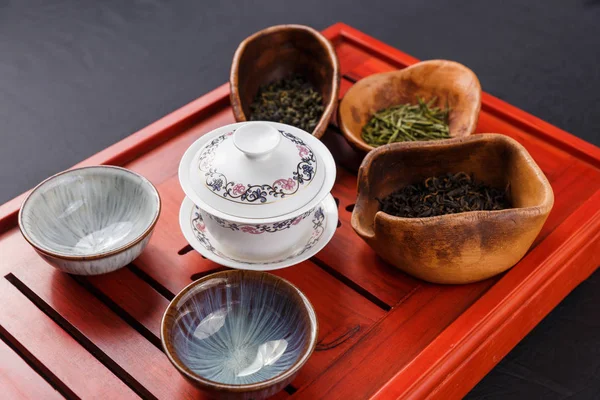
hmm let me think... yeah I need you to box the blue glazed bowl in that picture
[161,270,318,400]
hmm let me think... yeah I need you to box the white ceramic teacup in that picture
[19,166,161,275]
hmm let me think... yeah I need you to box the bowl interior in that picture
[234,27,336,121]
[163,271,316,386]
[355,135,550,231]
[20,167,160,257]
[339,61,481,151]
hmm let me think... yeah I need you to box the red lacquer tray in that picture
[1,23,599,400]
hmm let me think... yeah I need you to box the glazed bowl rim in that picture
[160,269,319,392]
[178,121,336,224]
[338,59,482,153]
[18,165,161,261]
[353,134,554,228]
[229,23,341,139]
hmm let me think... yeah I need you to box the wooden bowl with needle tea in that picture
[230,24,340,139]
[351,134,554,284]
[338,60,482,152]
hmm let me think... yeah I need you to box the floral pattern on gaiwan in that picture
[197,130,317,204]
[190,206,326,265]
[191,217,216,253]
[207,209,313,234]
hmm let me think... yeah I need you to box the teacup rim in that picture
[18,165,161,261]
[160,269,319,392]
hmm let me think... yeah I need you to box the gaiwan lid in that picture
[179,121,335,220]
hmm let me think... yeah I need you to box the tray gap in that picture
[178,244,206,258]
[337,219,342,228]
[4,273,157,400]
[309,258,391,312]
[70,275,162,351]
[177,244,194,255]
[127,264,175,301]
[342,74,359,83]
[345,204,355,212]
[190,266,231,282]
[0,324,80,400]
[283,384,297,395]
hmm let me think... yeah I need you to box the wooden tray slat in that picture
[293,281,494,399]
[529,160,600,247]
[0,338,63,400]
[317,165,421,306]
[0,230,204,400]
[0,278,136,399]
[85,267,171,341]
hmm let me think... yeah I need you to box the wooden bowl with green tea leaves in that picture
[230,24,340,139]
[351,134,554,284]
[338,60,482,152]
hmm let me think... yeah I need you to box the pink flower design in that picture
[232,183,246,195]
[292,216,303,225]
[240,226,263,234]
[225,131,234,137]
[274,178,297,192]
[297,145,310,158]
[195,221,206,232]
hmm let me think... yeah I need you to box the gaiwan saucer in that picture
[179,194,337,271]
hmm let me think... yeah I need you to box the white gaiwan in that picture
[179,121,336,262]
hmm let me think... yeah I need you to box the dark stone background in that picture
[1,1,598,398]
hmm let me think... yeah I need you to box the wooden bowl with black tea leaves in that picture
[351,134,554,284]
[230,24,340,139]
[338,60,481,152]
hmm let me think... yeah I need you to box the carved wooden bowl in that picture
[351,134,554,284]
[230,24,340,139]
[338,60,481,152]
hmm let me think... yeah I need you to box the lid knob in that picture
[233,122,281,158]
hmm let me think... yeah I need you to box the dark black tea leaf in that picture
[379,172,511,218]
[249,75,324,133]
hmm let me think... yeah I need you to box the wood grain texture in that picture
[0,230,204,400]
[0,277,137,399]
[315,164,421,306]
[339,59,481,152]
[230,24,340,139]
[84,266,171,340]
[0,332,64,400]
[352,134,554,284]
[293,280,495,399]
